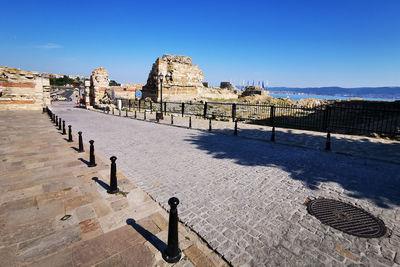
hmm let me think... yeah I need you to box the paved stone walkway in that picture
[0,111,227,266]
[51,103,400,266]
[114,107,399,165]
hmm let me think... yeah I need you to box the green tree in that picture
[109,80,121,86]
[49,75,75,86]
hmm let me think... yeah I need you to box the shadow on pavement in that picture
[78,157,90,166]
[126,218,167,255]
[92,177,109,191]
[185,129,400,209]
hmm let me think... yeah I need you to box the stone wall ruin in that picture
[0,66,50,111]
[141,55,204,101]
[141,54,238,101]
[87,68,141,107]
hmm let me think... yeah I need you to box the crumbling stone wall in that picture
[89,67,109,106]
[142,54,205,101]
[220,82,236,91]
[242,85,269,97]
[0,66,50,111]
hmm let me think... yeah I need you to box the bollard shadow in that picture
[78,157,90,166]
[184,129,400,209]
[126,218,167,255]
[92,177,109,191]
[70,146,80,152]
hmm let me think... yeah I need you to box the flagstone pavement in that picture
[49,102,400,266]
[0,111,227,267]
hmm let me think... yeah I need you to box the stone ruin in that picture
[220,82,236,91]
[87,67,109,106]
[0,66,50,111]
[220,82,242,95]
[142,54,238,101]
[85,68,141,107]
[141,55,204,101]
[242,85,269,97]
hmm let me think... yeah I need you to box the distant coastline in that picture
[267,86,400,101]
[268,92,398,102]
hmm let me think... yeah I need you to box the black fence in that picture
[112,99,400,138]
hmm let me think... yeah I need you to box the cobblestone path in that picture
[52,103,400,266]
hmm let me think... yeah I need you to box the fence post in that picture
[270,106,275,142]
[164,102,167,115]
[181,103,185,117]
[234,119,238,136]
[270,105,275,127]
[271,126,275,142]
[232,103,236,122]
[164,197,181,263]
[323,106,331,132]
[203,102,207,119]
[325,131,331,151]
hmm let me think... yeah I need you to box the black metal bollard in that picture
[119,109,121,116]
[55,115,58,126]
[107,156,119,194]
[78,131,84,152]
[134,110,137,119]
[234,119,238,136]
[62,120,66,135]
[58,118,62,130]
[271,126,275,142]
[88,140,97,167]
[68,125,73,142]
[112,108,114,115]
[209,118,212,131]
[126,109,128,117]
[189,117,192,128]
[325,131,331,151]
[42,107,46,113]
[171,114,174,125]
[52,114,55,123]
[164,197,181,263]
[144,110,146,120]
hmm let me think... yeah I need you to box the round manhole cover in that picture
[307,198,386,238]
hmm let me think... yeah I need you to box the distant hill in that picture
[268,87,400,99]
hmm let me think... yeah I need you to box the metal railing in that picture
[112,99,400,138]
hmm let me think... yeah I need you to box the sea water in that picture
[269,93,398,102]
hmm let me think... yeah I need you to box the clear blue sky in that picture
[1,0,399,87]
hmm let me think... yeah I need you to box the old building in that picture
[0,66,50,111]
